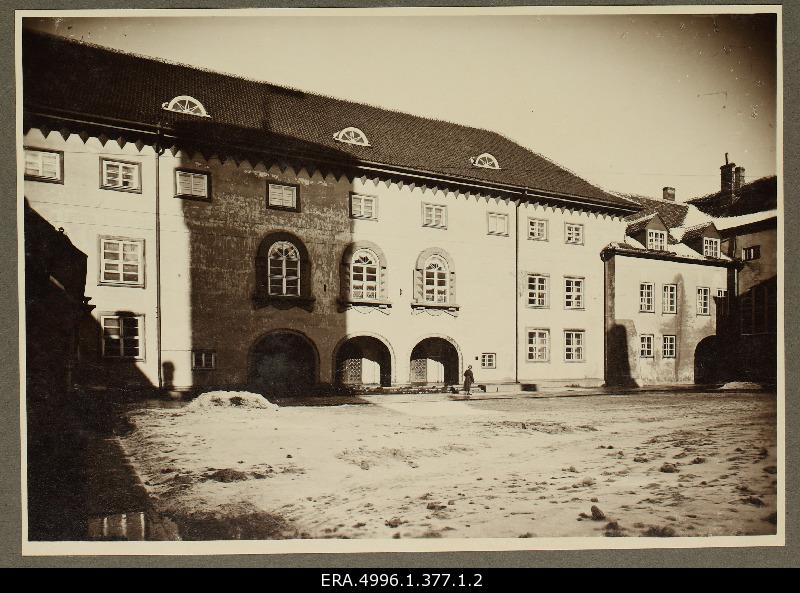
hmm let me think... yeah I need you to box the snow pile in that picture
[718,382,764,391]
[188,390,279,411]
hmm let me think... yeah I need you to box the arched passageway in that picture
[410,337,460,385]
[249,331,318,396]
[694,335,720,385]
[334,335,392,387]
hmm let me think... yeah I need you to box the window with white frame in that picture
[480,353,496,369]
[268,183,298,210]
[267,241,301,296]
[564,277,584,309]
[101,314,143,359]
[528,218,548,241]
[24,148,62,182]
[565,223,584,245]
[192,350,216,370]
[663,284,677,314]
[422,203,447,229]
[350,194,377,219]
[333,127,370,146]
[175,170,209,199]
[527,274,549,308]
[564,330,585,362]
[639,282,654,312]
[647,229,667,251]
[487,212,509,236]
[703,237,721,258]
[162,95,209,117]
[423,255,449,304]
[697,287,710,315]
[350,249,379,300]
[101,159,141,192]
[527,329,550,362]
[100,238,144,286]
[662,335,676,358]
[470,153,500,169]
[640,334,654,357]
[717,288,729,316]
[743,245,761,261]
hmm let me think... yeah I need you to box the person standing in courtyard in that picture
[463,365,474,395]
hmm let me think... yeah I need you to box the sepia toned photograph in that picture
[17,6,782,554]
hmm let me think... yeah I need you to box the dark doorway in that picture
[249,331,317,396]
[410,337,459,385]
[694,335,720,385]
[335,336,392,387]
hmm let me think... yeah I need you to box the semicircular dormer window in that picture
[162,95,209,117]
[334,127,370,146]
[470,153,500,170]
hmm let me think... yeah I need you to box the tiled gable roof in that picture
[22,31,634,210]
[619,194,689,228]
[687,176,777,217]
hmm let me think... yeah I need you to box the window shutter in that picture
[191,174,207,197]
[255,256,268,294]
[177,172,193,195]
[342,261,351,301]
[414,267,423,302]
[449,270,457,305]
[379,264,387,300]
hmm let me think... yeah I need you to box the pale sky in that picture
[23,10,778,201]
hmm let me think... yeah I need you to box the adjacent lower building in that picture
[21,31,773,394]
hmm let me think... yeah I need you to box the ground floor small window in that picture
[662,335,677,358]
[101,314,143,359]
[480,353,496,369]
[192,350,216,370]
[640,334,654,358]
[564,330,584,362]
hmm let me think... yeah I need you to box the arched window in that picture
[339,242,389,308]
[333,127,370,146]
[424,255,449,304]
[413,248,458,312]
[350,249,379,300]
[470,153,500,170]
[267,241,300,296]
[162,95,209,117]
[254,233,314,310]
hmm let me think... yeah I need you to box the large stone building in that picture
[21,31,768,394]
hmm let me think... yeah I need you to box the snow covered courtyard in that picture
[121,389,778,540]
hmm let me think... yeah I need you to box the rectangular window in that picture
[480,353,496,369]
[565,223,584,245]
[717,288,729,316]
[564,330,585,362]
[697,287,710,315]
[639,282,654,312]
[422,203,447,228]
[487,212,509,236]
[564,277,584,309]
[663,284,677,314]
[743,245,761,261]
[101,314,144,359]
[647,229,667,251]
[192,350,216,370]
[101,159,141,192]
[528,218,548,241]
[703,237,720,258]
[100,238,144,286]
[640,334,654,357]
[662,335,677,358]
[24,148,62,182]
[527,329,550,362]
[175,170,209,199]
[267,183,298,210]
[350,194,377,220]
[527,274,549,308]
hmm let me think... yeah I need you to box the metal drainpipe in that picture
[515,191,524,385]
[154,128,165,390]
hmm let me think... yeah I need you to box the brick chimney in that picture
[662,187,676,201]
[734,166,745,191]
[720,153,736,194]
